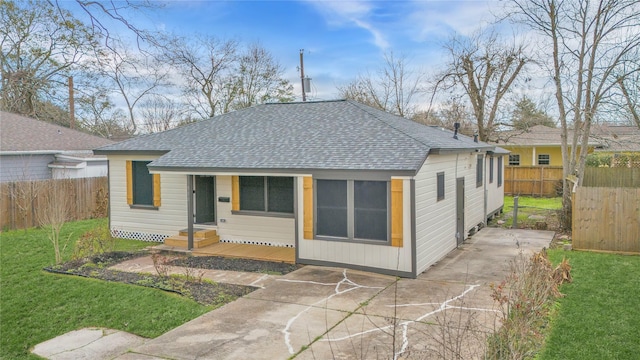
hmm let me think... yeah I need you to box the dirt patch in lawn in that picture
[45,251,261,307]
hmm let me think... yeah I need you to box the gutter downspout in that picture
[484,154,488,226]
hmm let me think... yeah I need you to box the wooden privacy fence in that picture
[0,177,108,231]
[583,167,640,187]
[504,166,563,197]
[572,187,640,254]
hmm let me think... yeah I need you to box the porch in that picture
[155,242,295,264]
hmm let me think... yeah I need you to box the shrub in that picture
[486,249,571,360]
[72,220,115,259]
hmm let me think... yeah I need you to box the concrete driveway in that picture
[33,228,553,360]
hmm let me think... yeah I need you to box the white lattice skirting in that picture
[220,238,295,248]
[111,228,167,242]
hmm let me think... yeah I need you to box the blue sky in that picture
[132,0,499,102]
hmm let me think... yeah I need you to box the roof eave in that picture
[93,149,170,156]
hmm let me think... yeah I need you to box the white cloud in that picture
[303,0,389,49]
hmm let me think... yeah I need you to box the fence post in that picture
[513,196,519,229]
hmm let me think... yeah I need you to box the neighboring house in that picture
[591,124,640,166]
[95,100,507,278]
[0,112,113,182]
[496,125,601,167]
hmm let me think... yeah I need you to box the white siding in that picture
[414,154,458,274]
[109,155,188,240]
[0,154,54,182]
[466,153,487,230]
[414,151,490,274]
[215,175,295,247]
[297,177,413,274]
[486,154,505,216]
[51,159,108,179]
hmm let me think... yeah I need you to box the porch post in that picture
[187,175,194,250]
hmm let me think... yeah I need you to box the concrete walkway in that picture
[32,228,554,360]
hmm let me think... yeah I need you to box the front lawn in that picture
[0,219,210,359]
[541,250,640,359]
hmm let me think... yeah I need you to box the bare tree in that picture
[36,179,72,264]
[232,43,294,110]
[432,30,528,141]
[338,52,424,118]
[92,39,169,133]
[0,0,96,120]
[511,0,640,228]
[140,96,186,133]
[52,0,158,49]
[413,99,477,136]
[165,35,239,120]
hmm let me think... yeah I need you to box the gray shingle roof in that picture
[1,111,113,152]
[95,100,495,172]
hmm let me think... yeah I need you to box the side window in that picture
[489,157,494,183]
[437,172,445,201]
[476,155,484,188]
[509,154,520,166]
[497,157,503,187]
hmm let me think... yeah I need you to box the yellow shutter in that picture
[153,174,161,207]
[231,176,240,211]
[303,176,313,239]
[126,160,133,205]
[391,179,403,247]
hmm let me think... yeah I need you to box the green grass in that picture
[0,219,210,359]
[540,250,640,359]
[499,196,562,228]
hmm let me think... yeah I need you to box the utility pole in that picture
[299,49,306,102]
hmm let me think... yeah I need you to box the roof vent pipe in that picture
[453,122,460,139]
[473,132,479,143]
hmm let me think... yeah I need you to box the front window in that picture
[132,161,153,205]
[538,154,550,166]
[509,154,520,166]
[239,176,293,214]
[316,179,388,242]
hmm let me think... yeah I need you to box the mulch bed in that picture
[44,251,257,306]
[170,256,302,275]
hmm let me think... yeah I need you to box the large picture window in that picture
[132,161,153,205]
[238,176,293,214]
[316,179,388,242]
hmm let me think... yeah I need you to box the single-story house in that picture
[95,100,507,278]
[591,124,640,167]
[495,125,601,167]
[0,111,113,182]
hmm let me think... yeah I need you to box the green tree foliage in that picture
[511,97,555,130]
